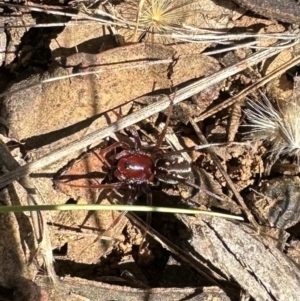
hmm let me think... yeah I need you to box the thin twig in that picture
[164,30,300,42]
[133,0,145,41]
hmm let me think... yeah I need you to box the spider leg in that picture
[89,185,138,245]
[129,128,142,150]
[139,183,152,252]
[157,142,239,158]
[141,183,152,226]
[58,181,128,230]
[100,141,131,157]
[112,110,142,150]
[155,90,176,150]
[92,141,132,169]
[56,143,131,185]
[77,184,136,256]
[92,149,111,169]
[59,182,127,189]
[114,149,136,160]
[158,173,223,201]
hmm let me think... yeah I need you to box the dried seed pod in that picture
[243,93,300,158]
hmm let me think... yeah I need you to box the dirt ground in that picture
[1,0,300,300]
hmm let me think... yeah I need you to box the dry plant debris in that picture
[244,93,300,158]
[1,0,300,300]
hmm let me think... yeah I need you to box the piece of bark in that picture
[174,215,300,301]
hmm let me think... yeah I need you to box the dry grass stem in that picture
[164,25,300,42]
[0,20,101,29]
[132,0,146,41]
[1,40,296,100]
[203,41,259,55]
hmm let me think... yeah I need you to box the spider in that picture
[56,98,225,237]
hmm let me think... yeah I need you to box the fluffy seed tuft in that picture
[243,93,300,158]
[123,0,193,42]
[139,0,190,33]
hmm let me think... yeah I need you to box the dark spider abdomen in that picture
[155,154,192,184]
[115,153,154,184]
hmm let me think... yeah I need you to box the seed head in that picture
[243,93,300,158]
[123,0,193,42]
[139,0,190,33]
